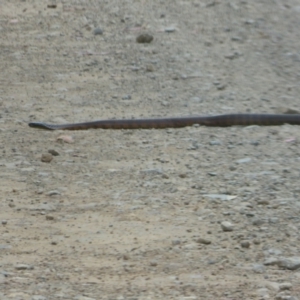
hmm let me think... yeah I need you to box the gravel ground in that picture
[1,0,300,299]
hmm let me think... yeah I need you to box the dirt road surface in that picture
[1,1,300,299]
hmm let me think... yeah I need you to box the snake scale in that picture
[28,113,300,130]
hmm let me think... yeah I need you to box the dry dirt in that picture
[1,0,300,299]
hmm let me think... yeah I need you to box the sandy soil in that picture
[1,0,300,299]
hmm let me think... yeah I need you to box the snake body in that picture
[28,113,300,130]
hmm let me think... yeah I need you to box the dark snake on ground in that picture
[28,113,300,130]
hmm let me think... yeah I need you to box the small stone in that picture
[164,26,176,32]
[221,221,234,232]
[227,50,241,59]
[48,149,59,156]
[257,288,269,298]
[30,203,56,211]
[136,33,153,43]
[250,140,260,146]
[265,282,280,291]
[279,282,293,291]
[122,95,131,100]
[269,217,279,224]
[204,194,237,201]
[41,153,53,163]
[47,3,57,9]
[15,264,34,270]
[209,140,222,146]
[196,238,211,245]
[253,238,261,245]
[46,190,61,196]
[146,64,154,72]
[1,220,7,225]
[93,27,103,35]
[190,96,202,102]
[46,215,54,220]
[208,172,217,176]
[268,248,283,256]
[150,260,158,266]
[275,292,297,300]
[278,257,300,270]
[252,264,265,273]
[172,240,181,246]
[256,198,270,205]
[236,157,251,164]
[264,257,281,266]
[240,240,250,248]
[57,135,73,143]
[252,218,265,226]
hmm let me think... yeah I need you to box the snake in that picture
[28,113,300,130]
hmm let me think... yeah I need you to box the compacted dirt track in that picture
[1,1,300,299]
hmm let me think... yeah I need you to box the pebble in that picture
[253,238,261,245]
[164,26,176,32]
[93,27,103,35]
[196,238,211,245]
[256,288,270,298]
[264,257,281,266]
[46,190,61,196]
[236,157,252,164]
[122,94,131,100]
[209,140,222,146]
[208,172,217,176]
[267,248,282,256]
[204,194,237,201]
[279,283,293,291]
[146,64,154,72]
[252,264,265,273]
[275,292,298,300]
[41,153,53,163]
[48,149,59,156]
[250,140,260,146]
[278,257,300,270]
[252,218,265,226]
[136,33,153,43]
[172,239,181,245]
[265,282,280,291]
[47,3,57,9]
[189,96,202,102]
[150,260,158,266]
[30,203,57,211]
[256,198,270,205]
[15,264,34,270]
[221,221,234,232]
[57,135,73,143]
[240,240,250,248]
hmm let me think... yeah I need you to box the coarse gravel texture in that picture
[1,0,300,299]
